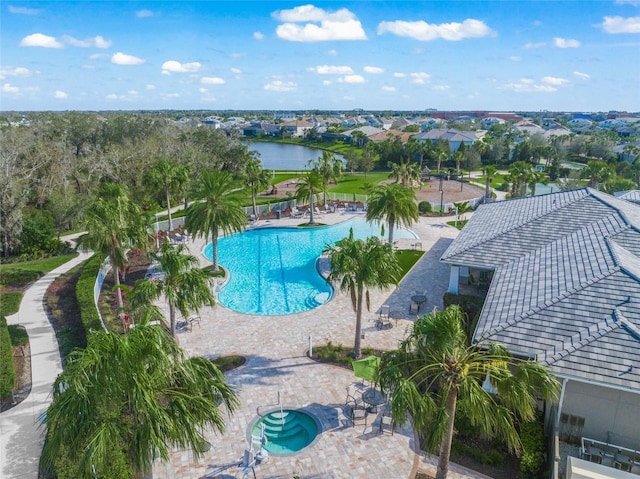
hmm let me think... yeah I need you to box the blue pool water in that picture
[205,217,417,315]
[251,410,319,455]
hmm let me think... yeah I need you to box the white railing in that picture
[93,258,111,332]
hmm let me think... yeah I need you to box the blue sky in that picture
[1,1,639,112]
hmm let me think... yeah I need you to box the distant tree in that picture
[482,165,497,199]
[145,159,190,232]
[581,160,614,188]
[295,170,327,225]
[242,157,272,217]
[366,183,419,243]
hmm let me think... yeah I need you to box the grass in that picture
[8,325,29,346]
[0,292,22,316]
[446,219,469,230]
[312,342,379,368]
[0,253,77,275]
[396,249,424,276]
[209,355,246,372]
[328,172,388,195]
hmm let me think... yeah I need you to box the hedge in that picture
[0,316,16,399]
[75,254,106,333]
[519,416,546,478]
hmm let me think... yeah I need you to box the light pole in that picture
[440,190,444,216]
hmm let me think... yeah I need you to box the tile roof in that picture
[441,188,640,392]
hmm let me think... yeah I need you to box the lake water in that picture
[245,142,345,171]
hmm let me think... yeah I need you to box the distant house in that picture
[441,188,640,465]
[281,119,315,137]
[614,190,640,205]
[367,129,414,143]
[412,128,479,152]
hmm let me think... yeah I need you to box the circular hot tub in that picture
[250,409,319,455]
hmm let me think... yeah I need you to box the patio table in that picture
[362,388,385,412]
[410,294,427,312]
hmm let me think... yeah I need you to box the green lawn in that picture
[328,172,388,195]
[0,292,22,316]
[0,254,77,275]
[396,249,424,276]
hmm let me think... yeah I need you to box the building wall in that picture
[562,379,640,450]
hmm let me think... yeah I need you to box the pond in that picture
[245,142,345,171]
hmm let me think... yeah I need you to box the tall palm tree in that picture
[482,165,497,199]
[388,157,421,186]
[309,151,344,205]
[242,157,272,218]
[527,169,549,196]
[77,182,149,311]
[379,305,559,479]
[323,232,401,358]
[145,159,190,232]
[580,160,613,188]
[40,323,239,478]
[134,239,215,337]
[185,171,247,272]
[507,161,532,198]
[295,169,326,225]
[365,183,419,244]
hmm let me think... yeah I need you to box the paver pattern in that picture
[153,212,493,479]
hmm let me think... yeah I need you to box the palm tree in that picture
[436,148,448,175]
[243,157,272,218]
[482,165,497,199]
[134,239,215,337]
[185,171,247,272]
[365,183,419,244]
[379,305,559,479]
[40,323,239,478]
[388,157,421,186]
[580,160,613,188]
[527,169,549,196]
[310,151,343,205]
[507,161,532,198]
[295,169,326,225]
[77,182,149,311]
[145,159,190,232]
[323,232,401,358]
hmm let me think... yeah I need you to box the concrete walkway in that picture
[0,251,92,479]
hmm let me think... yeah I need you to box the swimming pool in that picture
[204,217,417,315]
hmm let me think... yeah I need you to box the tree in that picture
[77,182,149,311]
[388,157,421,186]
[482,165,497,199]
[242,157,272,217]
[295,169,327,225]
[40,323,239,478]
[145,159,190,232]
[133,239,215,337]
[581,160,614,188]
[323,232,401,359]
[309,150,343,204]
[379,305,559,479]
[365,183,419,244]
[185,171,247,272]
[506,161,533,198]
[526,169,549,196]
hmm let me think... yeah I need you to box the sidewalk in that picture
[0,251,92,479]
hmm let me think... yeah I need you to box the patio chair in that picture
[345,384,364,407]
[409,302,420,315]
[377,305,390,329]
[347,398,368,428]
[378,406,395,435]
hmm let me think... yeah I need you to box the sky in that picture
[1,1,640,112]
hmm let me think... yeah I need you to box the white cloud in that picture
[62,35,112,48]
[264,80,297,91]
[8,5,41,15]
[0,66,31,79]
[573,71,591,80]
[253,31,265,40]
[111,52,145,65]
[137,9,153,18]
[382,86,396,92]
[273,5,366,42]
[106,93,119,100]
[343,95,355,101]
[128,90,138,95]
[54,90,68,99]
[230,67,242,74]
[322,80,332,85]
[2,83,20,94]
[364,66,384,74]
[199,87,208,93]
[377,19,495,41]
[308,65,354,74]
[201,76,225,85]
[327,49,338,56]
[161,60,202,74]
[393,72,406,78]
[509,56,521,61]
[410,72,431,84]
[499,79,557,92]
[338,74,365,83]
[524,41,547,49]
[598,16,640,33]
[541,76,569,86]
[20,33,63,48]
[146,84,156,90]
[89,53,106,60]
[164,93,180,98]
[554,37,581,48]
[432,85,450,91]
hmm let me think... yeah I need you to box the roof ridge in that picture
[442,189,589,260]
[485,268,619,338]
[539,317,618,365]
[607,238,640,283]
[590,188,640,229]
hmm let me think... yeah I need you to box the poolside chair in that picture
[378,405,395,435]
[377,305,390,329]
[347,398,368,429]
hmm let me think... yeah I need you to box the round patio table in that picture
[411,294,427,312]
[362,388,386,412]
[389,310,404,326]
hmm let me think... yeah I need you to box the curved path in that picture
[0,251,92,479]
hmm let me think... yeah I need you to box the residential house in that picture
[440,188,640,474]
[412,128,479,152]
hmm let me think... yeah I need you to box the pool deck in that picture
[153,211,493,479]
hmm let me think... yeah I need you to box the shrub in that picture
[76,254,105,333]
[0,316,16,399]
[418,201,432,214]
[520,417,546,478]
[0,269,41,287]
